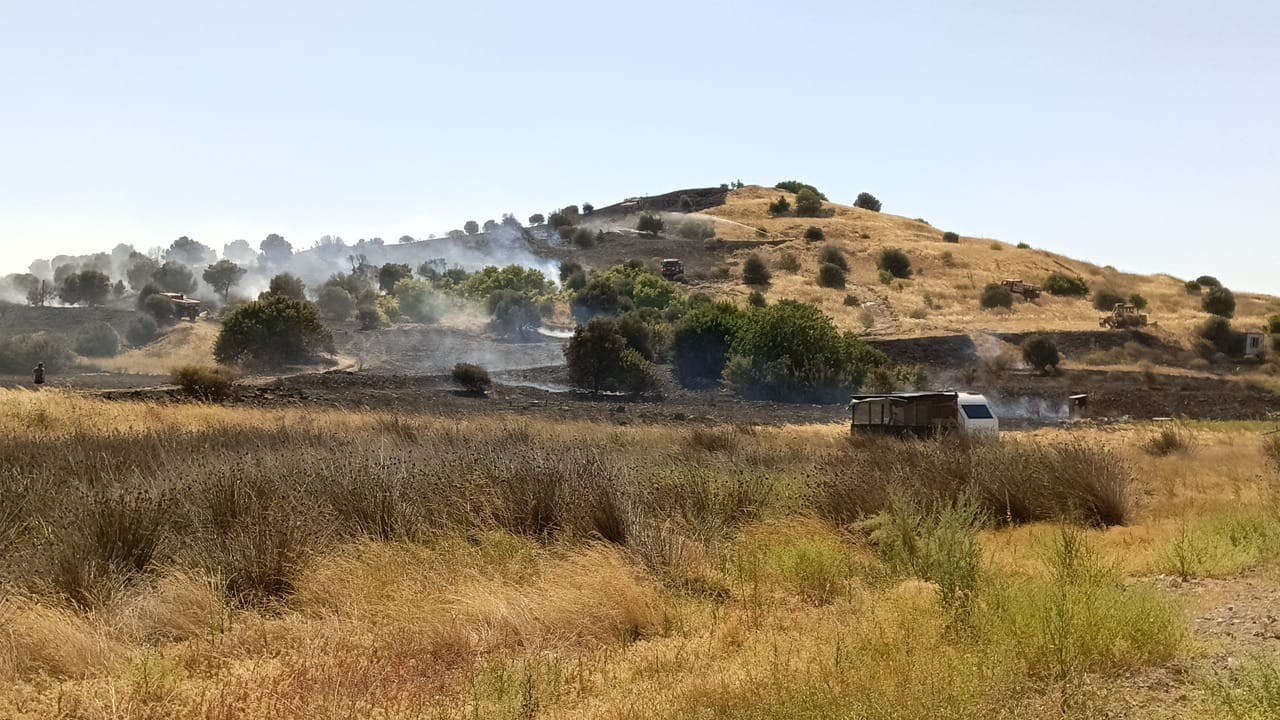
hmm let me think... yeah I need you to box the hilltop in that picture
[655,185,1278,338]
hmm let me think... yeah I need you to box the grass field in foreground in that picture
[2,390,1279,718]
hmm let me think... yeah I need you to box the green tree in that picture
[804,226,825,242]
[723,300,884,403]
[877,248,912,279]
[377,263,413,294]
[317,286,356,321]
[392,278,440,322]
[464,220,480,235]
[528,213,546,226]
[152,262,198,295]
[1021,335,1060,374]
[266,273,307,301]
[742,253,771,286]
[488,290,540,337]
[768,196,791,216]
[775,181,826,199]
[564,318,658,395]
[637,213,664,236]
[819,245,848,271]
[1043,273,1089,297]
[165,236,216,266]
[482,219,498,233]
[75,322,120,358]
[126,255,159,290]
[817,263,847,289]
[202,260,247,301]
[980,283,1013,309]
[672,302,744,387]
[1195,275,1221,289]
[942,231,960,243]
[854,192,882,212]
[126,315,158,346]
[214,296,333,367]
[794,188,824,217]
[58,270,111,306]
[1203,286,1236,318]
[259,234,293,267]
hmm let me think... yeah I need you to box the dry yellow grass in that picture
[699,186,1280,337]
[82,320,219,375]
[1,393,1276,718]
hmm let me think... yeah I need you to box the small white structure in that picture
[1245,332,1267,359]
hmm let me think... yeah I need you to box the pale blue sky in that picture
[2,1,1277,291]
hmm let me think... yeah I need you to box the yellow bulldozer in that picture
[1099,303,1149,329]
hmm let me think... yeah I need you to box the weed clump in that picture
[172,365,235,401]
[452,362,491,395]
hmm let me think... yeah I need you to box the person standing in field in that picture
[33,362,45,386]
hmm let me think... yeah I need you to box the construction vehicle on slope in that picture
[1099,303,1149,329]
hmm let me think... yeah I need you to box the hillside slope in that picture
[694,186,1278,339]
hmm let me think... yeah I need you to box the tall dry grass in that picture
[0,390,1258,718]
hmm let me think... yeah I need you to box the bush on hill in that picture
[126,315,159,346]
[794,188,824,217]
[1043,273,1089,297]
[452,363,491,395]
[1202,286,1236,318]
[1021,335,1060,374]
[804,226,825,243]
[942,231,960,243]
[774,181,827,200]
[213,296,333,368]
[672,302,745,388]
[980,284,1014,309]
[1093,290,1125,312]
[742,254,771,286]
[877,248,912,279]
[768,196,791,216]
[564,318,659,396]
[74,322,120,358]
[317,286,356,321]
[854,192,882,212]
[817,263,847,289]
[819,245,848,271]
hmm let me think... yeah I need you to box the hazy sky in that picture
[2,1,1277,291]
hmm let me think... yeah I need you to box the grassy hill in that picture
[692,186,1278,339]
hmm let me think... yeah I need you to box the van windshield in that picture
[960,404,994,420]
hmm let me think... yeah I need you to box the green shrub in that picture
[981,283,1014,309]
[1128,293,1148,311]
[1043,273,1089,297]
[878,270,894,285]
[528,213,545,226]
[723,300,885,403]
[213,296,333,368]
[672,302,745,388]
[767,196,791,216]
[817,263,847,289]
[1198,316,1245,357]
[747,290,766,308]
[1196,275,1221,289]
[572,226,596,248]
[488,290,540,337]
[942,231,960,243]
[74,322,120,358]
[1267,315,1280,334]
[637,213,664,236]
[377,263,412,294]
[803,226,825,242]
[878,248,912,279]
[742,253,771,286]
[853,192,882,212]
[843,294,860,307]
[317,286,356,321]
[1016,242,1031,249]
[774,181,826,199]
[393,278,441,323]
[266,273,307,301]
[126,315,159,346]
[564,318,660,395]
[1184,280,1202,294]
[677,218,715,240]
[356,305,385,331]
[1203,286,1236,318]
[1021,335,1060,373]
[1093,290,1125,312]
[0,333,72,373]
[452,363,491,395]
[794,188,824,217]
[819,245,848,271]
[172,365,235,401]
